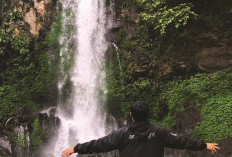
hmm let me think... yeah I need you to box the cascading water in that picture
[43,0,117,156]
[112,43,122,75]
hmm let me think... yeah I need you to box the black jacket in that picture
[74,122,206,157]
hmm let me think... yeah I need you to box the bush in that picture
[0,13,60,120]
[160,70,232,142]
[31,117,45,147]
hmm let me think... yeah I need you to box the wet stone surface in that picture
[0,136,11,156]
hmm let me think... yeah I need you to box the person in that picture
[61,101,220,157]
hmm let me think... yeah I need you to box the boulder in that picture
[197,46,232,72]
[0,136,11,156]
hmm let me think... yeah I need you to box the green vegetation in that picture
[107,0,232,144]
[0,3,66,121]
[0,1,73,120]
[6,131,27,147]
[65,7,75,19]
[31,117,46,147]
[0,0,76,153]
[136,0,197,34]
[0,7,57,120]
[161,70,232,142]
[44,15,63,57]
[1,0,232,154]
[105,36,160,119]
[106,49,232,142]
[117,0,197,34]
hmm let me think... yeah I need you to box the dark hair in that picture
[130,101,150,122]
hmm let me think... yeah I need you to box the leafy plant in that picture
[44,15,63,48]
[137,0,197,34]
[160,70,232,142]
[31,117,46,147]
[6,131,27,147]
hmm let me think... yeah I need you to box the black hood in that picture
[128,122,153,140]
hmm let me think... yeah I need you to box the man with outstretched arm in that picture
[61,101,220,157]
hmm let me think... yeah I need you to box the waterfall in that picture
[112,43,122,75]
[43,0,117,156]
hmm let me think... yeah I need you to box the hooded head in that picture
[130,101,150,122]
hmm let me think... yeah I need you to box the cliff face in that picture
[111,0,232,77]
[4,0,59,37]
[106,0,232,156]
[0,0,61,156]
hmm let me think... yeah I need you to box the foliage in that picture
[0,9,58,120]
[116,0,197,34]
[193,95,232,142]
[105,37,160,119]
[0,8,24,55]
[105,56,124,118]
[107,48,232,142]
[44,15,63,57]
[106,69,159,119]
[108,0,232,149]
[114,0,198,62]
[0,46,55,119]
[44,14,74,76]
[137,0,197,34]
[160,70,232,142]
[105,0,111,7]
[106,22,232,140]
[6,131,27,147]
[64,25,75,35]
[31,117,46,147]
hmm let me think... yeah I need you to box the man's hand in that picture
[206,143,220,154]
[61,147,74,157]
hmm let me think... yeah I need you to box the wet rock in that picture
[217,138,232,157]
[119,9,140,39]
[14,28,20,36]
[24,7,42,36]
[11,144,25,157]
[110,19,122,30]
[14,107,33,123]
[30,108,60,157]
[38,108,60,139]
[14,0,60,37]
[34,0,46,17]
[165,107,232,157]
[121,10,129,18]
[158,63,172,79]
[0,136,11,156]
[1,107,60,157]
[174,107,201,135]
[49,107,57,118]
[3,117,16,131]
[197,46,232,72]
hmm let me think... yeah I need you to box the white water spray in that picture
[112,43,122,73]
[45,0,116,156]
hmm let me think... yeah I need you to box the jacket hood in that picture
[128,121,153,141]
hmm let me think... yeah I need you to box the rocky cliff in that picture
[0,0,61,156]
[105,0,232,156]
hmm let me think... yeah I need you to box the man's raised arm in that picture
[160,127,220,154]
[61,128,124,157]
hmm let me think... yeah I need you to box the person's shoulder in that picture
[150,125,168,133]
[117,125,129,132]
[109,125,129,135]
